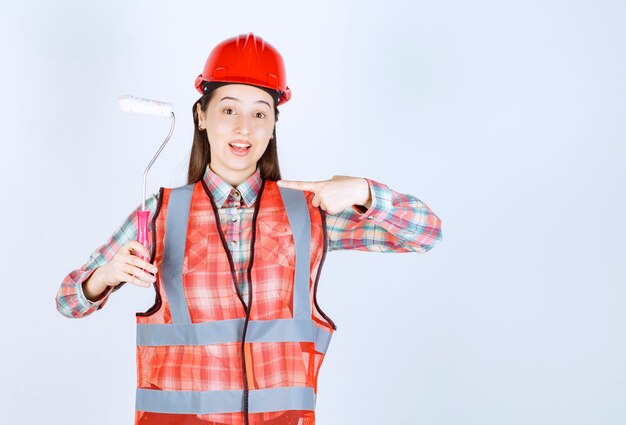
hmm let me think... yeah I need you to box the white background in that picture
[1,1,624,424]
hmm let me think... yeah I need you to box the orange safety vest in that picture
[135,179,336,425]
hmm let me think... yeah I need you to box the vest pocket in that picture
[258,221,295,268]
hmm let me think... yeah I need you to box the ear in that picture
[195,102,206,125]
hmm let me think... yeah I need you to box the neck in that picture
[209,163,256,187]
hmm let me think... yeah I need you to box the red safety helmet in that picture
[194,33,291,106]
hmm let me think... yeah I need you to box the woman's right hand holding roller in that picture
[82,241,157,302]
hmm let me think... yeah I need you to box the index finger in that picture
[276,180,323,192]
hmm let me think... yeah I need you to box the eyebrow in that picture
[219,96,271,109]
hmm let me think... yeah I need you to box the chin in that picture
[227,159,257,170]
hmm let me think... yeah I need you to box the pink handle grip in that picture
[136,209,151,262]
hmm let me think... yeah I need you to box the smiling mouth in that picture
[229,142,251,155]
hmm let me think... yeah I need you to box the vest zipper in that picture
[201,178,266,425]
[314,208,337,330]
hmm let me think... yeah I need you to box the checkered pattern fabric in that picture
[134,180,328,424]
[56,166,442,319]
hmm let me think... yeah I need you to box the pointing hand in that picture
[277,175,372,215]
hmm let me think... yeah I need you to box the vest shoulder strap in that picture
[162,183,195,324]
[277,186,312,320]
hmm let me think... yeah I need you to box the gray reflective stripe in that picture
[314,325,332,354]
[278,187,311,321]
[249,386,316,414]
[162,184,195,324]
[247,318,314,342]
[136,386,316,414]
[137,319,332,353]
[137,319,313,346]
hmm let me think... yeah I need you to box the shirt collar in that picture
[202,165,263,209]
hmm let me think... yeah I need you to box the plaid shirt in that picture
[56,166,442,318]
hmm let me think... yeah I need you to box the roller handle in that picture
[136,210,151,262]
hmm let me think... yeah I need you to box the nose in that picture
[235,113,251,135]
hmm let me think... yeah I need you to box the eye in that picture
[223,108,235,115]
[255,112,266,119]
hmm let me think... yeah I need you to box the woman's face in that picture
[196,84,276,183]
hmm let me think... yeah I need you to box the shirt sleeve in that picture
[325,178,442,253]
[55,193,160,319]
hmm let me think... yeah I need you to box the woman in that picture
[56,33,443,425]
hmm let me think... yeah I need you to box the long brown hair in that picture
[187,87,282,184]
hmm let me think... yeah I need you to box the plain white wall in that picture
[1,0,624,424]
